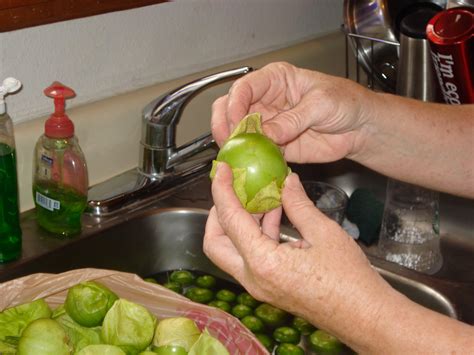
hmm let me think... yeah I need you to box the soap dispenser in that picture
[32,82,88,237]
[0,77,22,262]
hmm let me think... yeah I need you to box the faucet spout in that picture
[140,66,252,177]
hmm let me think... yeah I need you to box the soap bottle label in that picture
[38,150,53,180]
[35,191,60,211]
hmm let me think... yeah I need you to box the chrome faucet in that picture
[87,66,252,216]
[140,66,252,177]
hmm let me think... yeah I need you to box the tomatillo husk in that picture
[210,113,290,213]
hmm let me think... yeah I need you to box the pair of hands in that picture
[204,62,474,354]
[203,62,392,346]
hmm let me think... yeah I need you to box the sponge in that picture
[346,188,384,245]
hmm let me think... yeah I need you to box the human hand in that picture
[211,62,376,164]
[203,162,394,348]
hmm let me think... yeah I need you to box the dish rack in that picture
[341,24,400,92]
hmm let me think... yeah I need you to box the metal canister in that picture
[426,6,474,104]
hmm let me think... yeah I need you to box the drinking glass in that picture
[378,178,443,274]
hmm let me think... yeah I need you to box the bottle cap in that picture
[0,78,22,115]
[44,82,76,138]
[428,7,473,43]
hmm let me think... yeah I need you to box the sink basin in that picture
[1,160,472,329]
[0,207,460,319]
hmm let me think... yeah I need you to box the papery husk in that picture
[0,268,268,355]
[210,112,289,213]
[228,112,263,138]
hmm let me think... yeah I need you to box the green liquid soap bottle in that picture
[0,77,23,262]
[32,82,88,237]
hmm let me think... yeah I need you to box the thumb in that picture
[262,103,314,145]
[211,162,273,256]
[282,173,332,245]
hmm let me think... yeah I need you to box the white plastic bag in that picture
[0,268,268,355]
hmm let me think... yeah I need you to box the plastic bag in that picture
[0,268,268,355]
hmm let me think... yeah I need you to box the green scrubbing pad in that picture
[346,188,384,245]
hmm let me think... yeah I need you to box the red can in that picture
[426,7,474,104]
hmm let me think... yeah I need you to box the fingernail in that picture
[284,173,301,189]
[261,122,274,139]
[215,161,223,173]
[262,121,280,143]
[215,161,228,175]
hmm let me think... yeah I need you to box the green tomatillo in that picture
[65,281,118,327]
[210,112,290,213]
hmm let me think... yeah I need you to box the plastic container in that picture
[0,78,22,262]
[32,82,88,237]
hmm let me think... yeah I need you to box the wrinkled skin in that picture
[206,62,390,348]
[204,163,390,351]
[210,62,370,165]
[204,62,474,354]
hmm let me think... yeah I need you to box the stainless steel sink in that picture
[0,205,465,319]
[1,161,472,326]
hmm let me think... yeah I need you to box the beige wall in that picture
[15,31,347,211]
[1,1,343,124]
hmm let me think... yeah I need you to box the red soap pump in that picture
[32,82,89,237]
[44,82,76,138]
